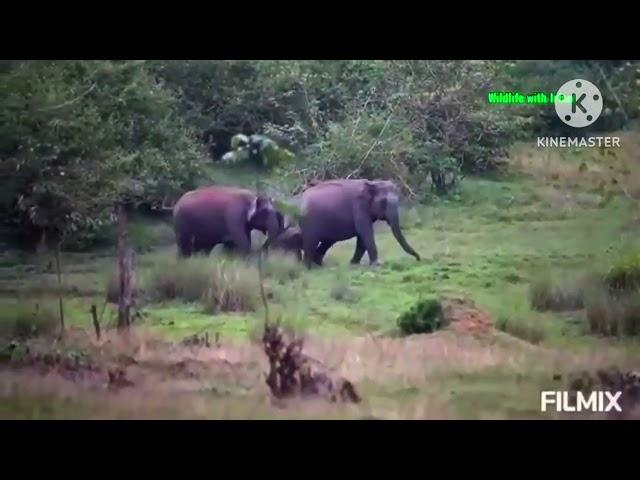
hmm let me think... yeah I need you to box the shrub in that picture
[0,303,59,339]
[529,274,586,311]
[145,256,211,302]
[144,254,260,313]
[495,316,545,344]
[605,252,640,293]
[585,291,640,337]
[202,260,259,314]
[397,297,446,335]
[0,60,204,250]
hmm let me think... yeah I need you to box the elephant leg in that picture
[176,232,194,258]
[314,240,336,266]
[350,236,366,265]
[302,235,320,268]
[354,213,379,265]
[228,223,252,256]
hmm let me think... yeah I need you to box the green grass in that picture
[0,302,60,340]
[1,174,637,346]
[2,137,640,418]
[436,367,558,419]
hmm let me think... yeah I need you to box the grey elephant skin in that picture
[299,179,421,267]
[265,225,303,261]
[173,186,284,257]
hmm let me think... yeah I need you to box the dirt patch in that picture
[443,297,494,335]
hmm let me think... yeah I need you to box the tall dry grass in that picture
[144,254,260,313]
[529,273,589,312]
[510,132,640,199]
[529,256,640,338]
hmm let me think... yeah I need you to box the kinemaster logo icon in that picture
[554,79,603,128]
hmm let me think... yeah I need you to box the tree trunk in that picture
[116,204,135,332]
[90,304,101,341]
[54,245,65,337]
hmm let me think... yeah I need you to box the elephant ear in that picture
[247,195,273,222]
[363,180,384,204]
[363,180,389,218]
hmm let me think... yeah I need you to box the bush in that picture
[145,256,211,303]
[0,303,59,339]
[202,260,259,314]
[585,291,640,337]
[145,254,259,313]
[397,297,446,335]
[0,60,204,250]
[529,274,586,311]
[495,316,545,344]
[605,252,640,293]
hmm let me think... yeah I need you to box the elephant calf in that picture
[299,178,421,267]
[266,225,303,261]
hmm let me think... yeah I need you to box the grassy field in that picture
[1,134,640,419]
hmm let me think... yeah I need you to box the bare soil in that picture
[443,297,494,336]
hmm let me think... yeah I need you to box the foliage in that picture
[145,255,212,303]
[499,60,640,135]
[397,297,446,335]
[144,254,259,313]
[605,252,640,293]
[495,316,545,345]
[585,290,640,337]
[0,60,204,248]
[529,274,586,312]
[202,260,259,314]
[0,303,59,340]
[300,61,523,196]
[3,60,638,250]
[221,133,296,172]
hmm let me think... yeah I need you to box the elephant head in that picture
[247,195,285,245]
[364,180,421,261]
[259,213,303,260]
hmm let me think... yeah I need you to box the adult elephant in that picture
[173,186,284,257]
[299,179,421,267]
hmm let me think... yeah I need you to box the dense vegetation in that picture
[1,60,638,250]
[1,60,640,419]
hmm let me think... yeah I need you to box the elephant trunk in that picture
[265,213,283,247]
[386,207,421,261]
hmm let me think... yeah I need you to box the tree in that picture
[0,60,204,249]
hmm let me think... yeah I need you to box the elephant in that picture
[298,179,421,267]
[263,224,303,261]
[173,186,284,257]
